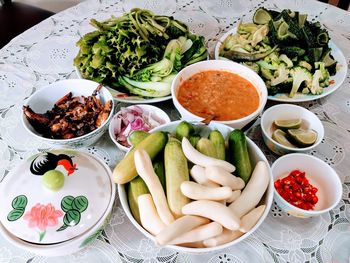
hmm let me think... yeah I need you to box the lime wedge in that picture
[272,129,296,148]
[253,8,272,25]
[287,129,318,146]
[277,22,297,40]
[274,118,302,130]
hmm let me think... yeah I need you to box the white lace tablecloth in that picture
[1,0,349,262]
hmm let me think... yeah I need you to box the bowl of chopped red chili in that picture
[271,153,342,218]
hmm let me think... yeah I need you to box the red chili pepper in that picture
[275,169,318,210]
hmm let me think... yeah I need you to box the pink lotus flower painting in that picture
[24,203,64,241]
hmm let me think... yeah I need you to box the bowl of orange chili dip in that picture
[171,60,267,129]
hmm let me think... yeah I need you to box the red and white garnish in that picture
[113,106,166,147]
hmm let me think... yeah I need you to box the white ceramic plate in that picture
[0,150,113,245]
[75,67,172,104]
[214,27,348,102]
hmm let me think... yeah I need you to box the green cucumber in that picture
[164,140,190,218]
[176,121,195,140]
[189,134,201,147]
[196,138,217,158]
[129,131,149,146]
[153,161,166,192]
[209,130,226,160]
[113,131,168,184]
[127,176,149,224]
[228,129,252,183]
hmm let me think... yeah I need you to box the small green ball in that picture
[42,170,65,191]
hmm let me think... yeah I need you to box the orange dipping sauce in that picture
[177,70,260,121]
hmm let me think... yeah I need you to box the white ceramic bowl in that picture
[109,104,171,152]
[22,79,114,148]
[171,60,267,129]
[118,121,274,253]
[261,104,325,155]
[271,153,342,218]
[0,152,116,257]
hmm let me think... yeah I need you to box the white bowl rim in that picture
[108,104,171,151]
[22,79,115,143]
[260,104,325,152]
[271,153,342,215]
[171,60,268,125]
[118,120,274,253]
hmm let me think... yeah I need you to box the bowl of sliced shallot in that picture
[114,120,274,253]
[109,105,171,152]
[22,79,114,148]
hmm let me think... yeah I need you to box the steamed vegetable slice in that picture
[182,137,236,173]
[180,181,232,201]
[156,215,210,245]
[182,200,240,231]
[203,229,243,247]
[134,149,175,225]
[226,190,241,204]
[138,194,166,235]
[229,161,269,218]
[190,165,219,187]
[205,166,245,190]
[239,205,266,233]
[167,222,223,245]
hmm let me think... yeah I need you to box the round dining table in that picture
[0,0,349,262]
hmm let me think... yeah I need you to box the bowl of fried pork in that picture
[22,79,114,148]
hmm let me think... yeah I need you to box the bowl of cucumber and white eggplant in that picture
[113,120,273,252]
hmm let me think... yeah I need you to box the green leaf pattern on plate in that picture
[61,195,74,212]
[72,196,88,213]
[7,208,25,221]
[7,195,28,222]
[57,195,88,232]
[12,195,28,209]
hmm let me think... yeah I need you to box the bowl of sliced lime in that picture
[260,104,324,155]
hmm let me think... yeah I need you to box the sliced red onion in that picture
[114,106,167,148]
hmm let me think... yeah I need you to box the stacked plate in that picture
[0,150,115,256]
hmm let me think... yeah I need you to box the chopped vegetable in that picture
[219,7,338,98]
[289,66,312,97]
[274,170,318,210]
[114,106,166,147]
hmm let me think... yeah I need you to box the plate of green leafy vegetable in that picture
[74,8,208,103]
[215,8,347,102]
